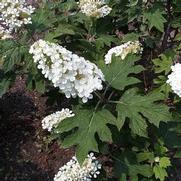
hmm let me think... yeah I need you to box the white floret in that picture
[0,25,12,39]
[167,63,181,97]
[0,0,35,33]
[54,153,101,181]
[78,0,112,18]
[29,40,104,103]
[105,41,143,64]
[42,108,75,132]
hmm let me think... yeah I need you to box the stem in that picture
[108,91,115,101]
[94,83,110,111]
[108,100,119,104]
[103,83,111,97]
[94,91,106,102]
[161,0,172,51]
[108,100,127,105]
[94,100,101,111]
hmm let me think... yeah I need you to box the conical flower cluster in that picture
[105,41,143,64]
[78,0,112,18]
[42,108,75,132]
[54,153,101,181]
[29,40,104,103]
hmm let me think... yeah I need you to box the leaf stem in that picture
[108,91,115,101]
[108,100,126,105]
[94,91,105,102]
[94,83,110,111]
[108,100,119,104]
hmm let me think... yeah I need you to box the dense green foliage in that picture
[0,0,181,180]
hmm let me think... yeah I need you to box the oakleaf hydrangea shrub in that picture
[0,0,181,180]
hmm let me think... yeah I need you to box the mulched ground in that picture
[0,76,74,181]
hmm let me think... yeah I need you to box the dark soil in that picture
[0,76,74,181]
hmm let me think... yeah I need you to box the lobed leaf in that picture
[153,50,174,75]
[116,88,172,137]
[144,9,167,32]
[56,107,117,164]
[153,165,168,181]
[102,54,144,91]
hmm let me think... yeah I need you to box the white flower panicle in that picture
[54,153,101,181]
[42,108,74,132]
[0,0,35,32]
[78,0,112,18]
[29,39,104,103]
[105,41,143,64]
[167,63,181,97]
[0,25,12,40]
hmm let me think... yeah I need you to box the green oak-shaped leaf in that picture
[56,108,117,164]
[102,54,144,91]
[159,157,171,168]
[153,165,168,181]
[153,50,174,75]
[0,40,28,72]
[144,9,167,32]
[114,151,153,180]
[116,88,172,137]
